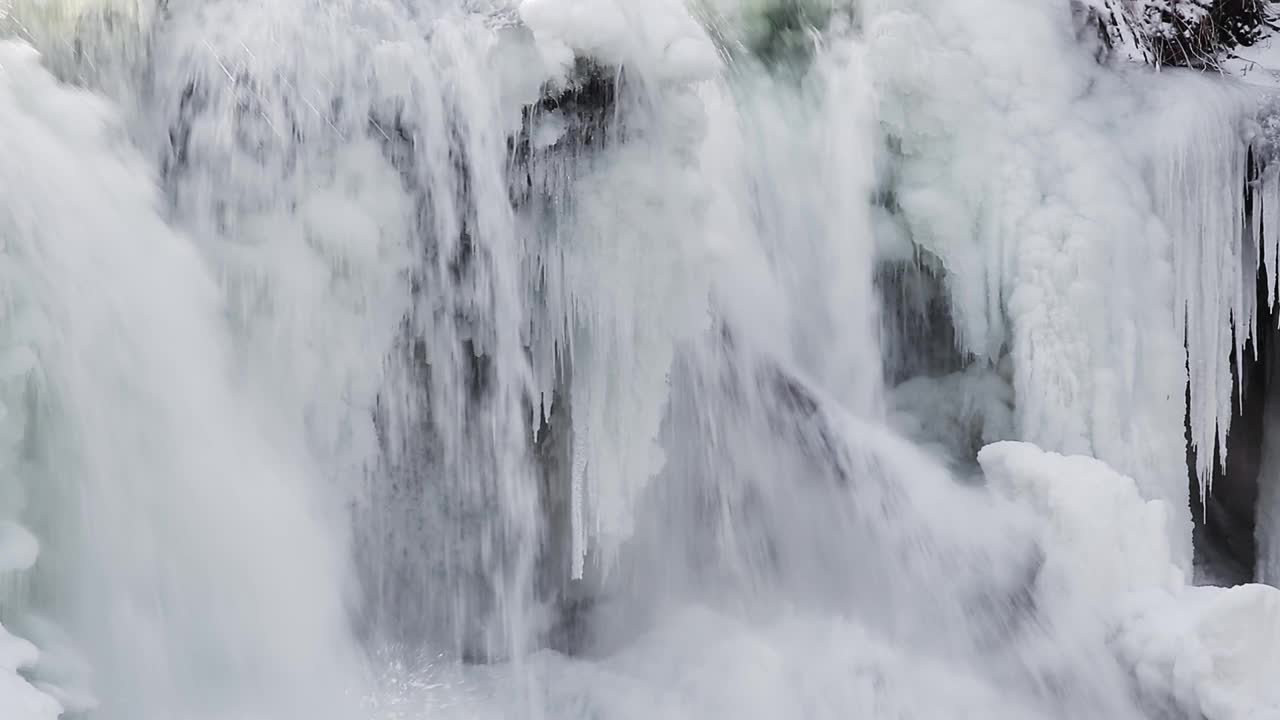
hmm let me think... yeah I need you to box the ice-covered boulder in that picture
[981,441,1280,719]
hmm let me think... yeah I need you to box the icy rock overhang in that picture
[862,0,1280,577]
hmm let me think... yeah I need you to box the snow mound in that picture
[981,441,1280,719]
[1117,584,1280,719]
[980,441,1183,600]
[864,0,1278,572]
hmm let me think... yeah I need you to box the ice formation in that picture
[865,0,1280,572]
[867,0,1197,561]
[0,36,362,718]
[4,0,1280,718]
[983,442,1280,719]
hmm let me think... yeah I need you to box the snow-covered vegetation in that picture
[1084,0,1271,65]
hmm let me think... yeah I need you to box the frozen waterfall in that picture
[3,0,1280,718]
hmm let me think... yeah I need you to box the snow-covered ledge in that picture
[983,442,1280,719]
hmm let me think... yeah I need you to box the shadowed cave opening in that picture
[1189,270,1269,586]
[1190,157,1280,586]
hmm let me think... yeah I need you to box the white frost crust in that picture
[982,441,1280,720]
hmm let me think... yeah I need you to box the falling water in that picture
[3,0,1280,718]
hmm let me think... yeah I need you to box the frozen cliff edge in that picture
[866,0,1280,580]
[982,441,1280,719]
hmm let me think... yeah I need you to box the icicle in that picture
[1155,81,1258,501]
[570,416,588,580]
[1264,165,1280,312]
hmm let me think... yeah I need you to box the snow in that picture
[518,0,720,84]
[1092,0,1159,63]
[981,442,1185,599]
[982,441,1280,719]
[365,438,1280,719]
[7,0,1280,717]
[1116,584,1280,719]
[889,365,1015,465]
[1129,0,1214,41]
[1225,25,1280,88]
[865,0,1196,565]
[863,0,1280,569]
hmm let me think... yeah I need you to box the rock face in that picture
[1191,266,1271,586]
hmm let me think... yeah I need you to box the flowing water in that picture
[0,1,1264,718]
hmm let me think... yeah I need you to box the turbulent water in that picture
[3,0,1280,718]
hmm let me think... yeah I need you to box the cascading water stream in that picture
[0,38,363,719]
[5,1,1280,719]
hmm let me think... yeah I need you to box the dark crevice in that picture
[1189,273,1268,585]
[1189,148,1273,585]
[357,55,623,662]
[876,258,968,386]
